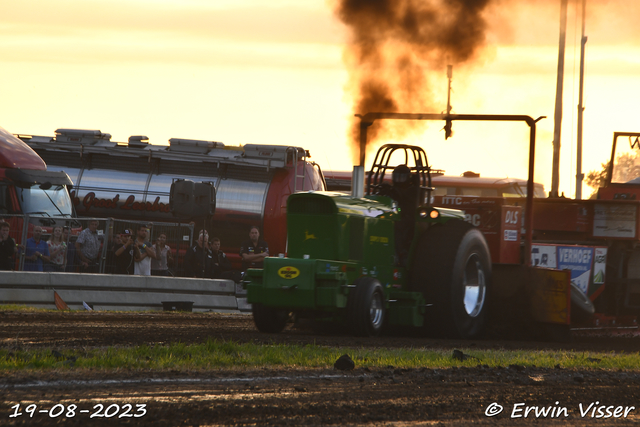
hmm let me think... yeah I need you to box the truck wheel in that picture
[252,303,289,333]
[347,277,385,337]
[410,220,491,339]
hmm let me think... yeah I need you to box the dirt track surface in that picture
[3,311,640,425]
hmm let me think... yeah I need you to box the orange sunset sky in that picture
[1,0,638,198]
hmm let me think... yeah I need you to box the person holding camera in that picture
[113,229,135,275]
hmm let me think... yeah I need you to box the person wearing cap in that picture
[113,228,135,275]
[133,224,156,276]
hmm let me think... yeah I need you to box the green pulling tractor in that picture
[246,143,492,338]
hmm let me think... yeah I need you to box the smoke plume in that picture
[334,0,493,159]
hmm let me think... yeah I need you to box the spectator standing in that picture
[151,233,174,276]
[211,237,241,282]
[0,222,16,271]
[240,226,269,271]
[24,226,50,271]
[63,226,78,272]
[184,230,212,278]
[113,229,135,275]
[75,220,101,273]
[105,232,120,274]
[45,226,67,272]
[133,224,155,276]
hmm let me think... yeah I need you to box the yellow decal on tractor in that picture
[278,266,300,279]
[305,230,317,240]
[369,235,389,243]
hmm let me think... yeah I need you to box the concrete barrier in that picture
[0,271,243,312]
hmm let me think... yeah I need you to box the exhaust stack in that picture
[352,166,364,198]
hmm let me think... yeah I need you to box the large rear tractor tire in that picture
[410,220,491,339]
[347,277,386,337]
[252,303,289,333]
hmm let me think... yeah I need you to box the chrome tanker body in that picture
[18,129,325,267]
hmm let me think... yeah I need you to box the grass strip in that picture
[0,304,53,313]
[1,340,637,372]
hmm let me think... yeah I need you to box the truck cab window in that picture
[16,185,73,216]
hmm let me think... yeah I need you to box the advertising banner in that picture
[593,203,637,238]
[556,246,594,294]
[531,245,557,268]
[532,244,607,297]
[593,247,607,285]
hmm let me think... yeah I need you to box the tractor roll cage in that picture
[366,144,434,210]
[356,112,545,267]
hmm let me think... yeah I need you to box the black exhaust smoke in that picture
[334,0,493,160]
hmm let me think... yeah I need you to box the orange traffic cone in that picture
[54,290,69,311]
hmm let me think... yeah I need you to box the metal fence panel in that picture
[104,219,194,277]
[0,215,194,275]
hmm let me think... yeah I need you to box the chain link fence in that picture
[0,215,194,275]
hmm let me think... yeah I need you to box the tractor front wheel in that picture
[411,220,491,339]
[252,303,289,333]
[347,277,386,337]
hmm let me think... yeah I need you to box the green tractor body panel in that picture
[246,191,465,328]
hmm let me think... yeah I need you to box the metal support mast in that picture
[551,0,568,198]
[575,0,588,199]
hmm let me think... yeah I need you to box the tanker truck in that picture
[17,128,325,268]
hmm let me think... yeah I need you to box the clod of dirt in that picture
[334,354,355,370]
[63,356,78,367]
[452,349,479,361]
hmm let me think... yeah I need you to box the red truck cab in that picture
[0,126,75,236]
